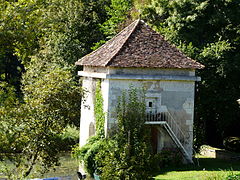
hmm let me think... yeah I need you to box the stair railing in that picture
[146,111,188,145]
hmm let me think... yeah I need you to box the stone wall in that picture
[80,76,110,147]
[109,67,195,76]
[79,77,96,147]
[79,67,197,158]
[106,79,195,157]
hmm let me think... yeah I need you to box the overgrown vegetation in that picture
[140,0,240,148]
[1,0,240,178]
[94,80,105,138]
[96,88,153,179]
[223,137,240,153]
[74,87,156,179]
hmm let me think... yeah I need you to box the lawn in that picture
[154,156,240,180]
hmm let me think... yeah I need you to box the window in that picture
[146,98,157,114]
[149,102,153,107]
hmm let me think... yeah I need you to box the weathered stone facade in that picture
[76,20,203,163]
[79,66,199,159]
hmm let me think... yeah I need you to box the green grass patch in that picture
[154,155,240,180]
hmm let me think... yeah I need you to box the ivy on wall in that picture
[94,80,105,138]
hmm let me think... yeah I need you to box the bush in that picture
[93,87,153,179]
[226,173,240,180]
[73,136,107,177]
[223,137,240,152]
[54,125,79,151]
[74,87,154,179]
[154,148,182,168]
[95,137,153,180]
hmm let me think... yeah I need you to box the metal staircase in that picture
[145,111,193,164]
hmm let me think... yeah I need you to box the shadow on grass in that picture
[152,157,240,177]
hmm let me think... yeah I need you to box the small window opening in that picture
[149,102,153,107]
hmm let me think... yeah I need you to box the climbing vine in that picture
[94,80,105,138]
[95,87,154,179]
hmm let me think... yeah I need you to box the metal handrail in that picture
[165,111,186,144]
[146,111,193,163]
[146,111,187,145]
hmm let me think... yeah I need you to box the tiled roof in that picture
[75,19,204,69]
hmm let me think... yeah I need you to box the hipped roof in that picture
[75,19,204,69]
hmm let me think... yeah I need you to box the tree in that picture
[42,0,111,65]
[0,0,110,94]
[141,0,240,147]
[92,0,135,50]
[0,59,82,179]
[101,0,133,38]
[0,0,112,177]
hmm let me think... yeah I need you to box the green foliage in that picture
[0,0,112,177]
[227,173,240,180]
[0,104,62,179]
[100,0,133,39]
[95,87,153,179]
[155,148,182,168]
[223,137,240,153]
[0,0,111,94]
[60,125,79,142]
[90,0,135,51]
[0,0,45,92]
[92,0,134,50]
[54,125,80,151]
[74,87,153,179]
[142,0,240,148]
[0,82,17,107]
[22,57,82,126]
[72,136,106,177]
[0,59,82,178]
[42,0,110,65]
[94,80,105,138]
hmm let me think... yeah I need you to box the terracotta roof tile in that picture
[75,20,204,69]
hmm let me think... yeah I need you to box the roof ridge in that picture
[75,19,204,69]
[104,19,140,66]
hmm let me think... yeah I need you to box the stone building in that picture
[75,19,204,163]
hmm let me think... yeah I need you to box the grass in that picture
[1,153,240,180]
[153,155,240,180]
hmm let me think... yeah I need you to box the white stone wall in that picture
[83,66,109,73]
[109,67,195,76]
[80,77,110,147]
[101,79,110,136]
[79,77,96,147]
[107,79,195,157]
[79,67,197,158]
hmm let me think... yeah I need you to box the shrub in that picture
[96,137,153,180]
[54,125,79,151]
[74,87,157,179]
[155,148,182,168]
[94,87,153,179]
[73,136,107,177]
[226,173,240,180]
[223,137,240,152]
